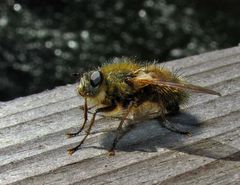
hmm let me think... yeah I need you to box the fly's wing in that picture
[127,76,221,96]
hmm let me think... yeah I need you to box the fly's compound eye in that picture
[90,71,102,87]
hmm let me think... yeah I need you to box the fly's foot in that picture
[79,105,84,110]
[67,147,78,155]
[66,128,84,138]
[66,132,80,138]
[176,130,192,136]
[186,131,192,137]
[108,149,115,156]
[177,129,192,137]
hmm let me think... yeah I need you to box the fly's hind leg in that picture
[166,102,180,116]
[164,102,191,135]
[159,119,191,136]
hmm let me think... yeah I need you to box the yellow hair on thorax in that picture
[100,59,141,74]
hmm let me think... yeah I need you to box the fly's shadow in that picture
[90,112,240,161]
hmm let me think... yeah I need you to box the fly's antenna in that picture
[71,71,84,82]
[72,73,81,78]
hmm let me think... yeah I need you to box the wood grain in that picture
[0,46,240,185]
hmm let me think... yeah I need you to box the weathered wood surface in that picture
[0,46,240,185]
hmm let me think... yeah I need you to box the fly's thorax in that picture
[77,70,104,97]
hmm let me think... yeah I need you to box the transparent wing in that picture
[128,77,221,96]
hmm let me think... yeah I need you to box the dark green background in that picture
[0,0,239,101]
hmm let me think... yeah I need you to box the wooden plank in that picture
[12,112,240,185]
[0,46,240,185]
[76,130,240,185]
[0,85,76,118]
[165,45,240,69]
[161,154,240,185]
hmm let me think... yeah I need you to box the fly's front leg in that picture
[79,104,96,111]
[67,102,117,155]
[66,98,88,138]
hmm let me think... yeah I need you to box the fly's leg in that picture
[79,104,95,111]
[108,102,134,156]
[159,119,192,136]
[166,102,180,116]
[66,98,88,138]
[67,110,97,155]
[67,104,116,155]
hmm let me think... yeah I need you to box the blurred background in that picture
[0,0,240,101]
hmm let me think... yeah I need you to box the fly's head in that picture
[77,70,104,97]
